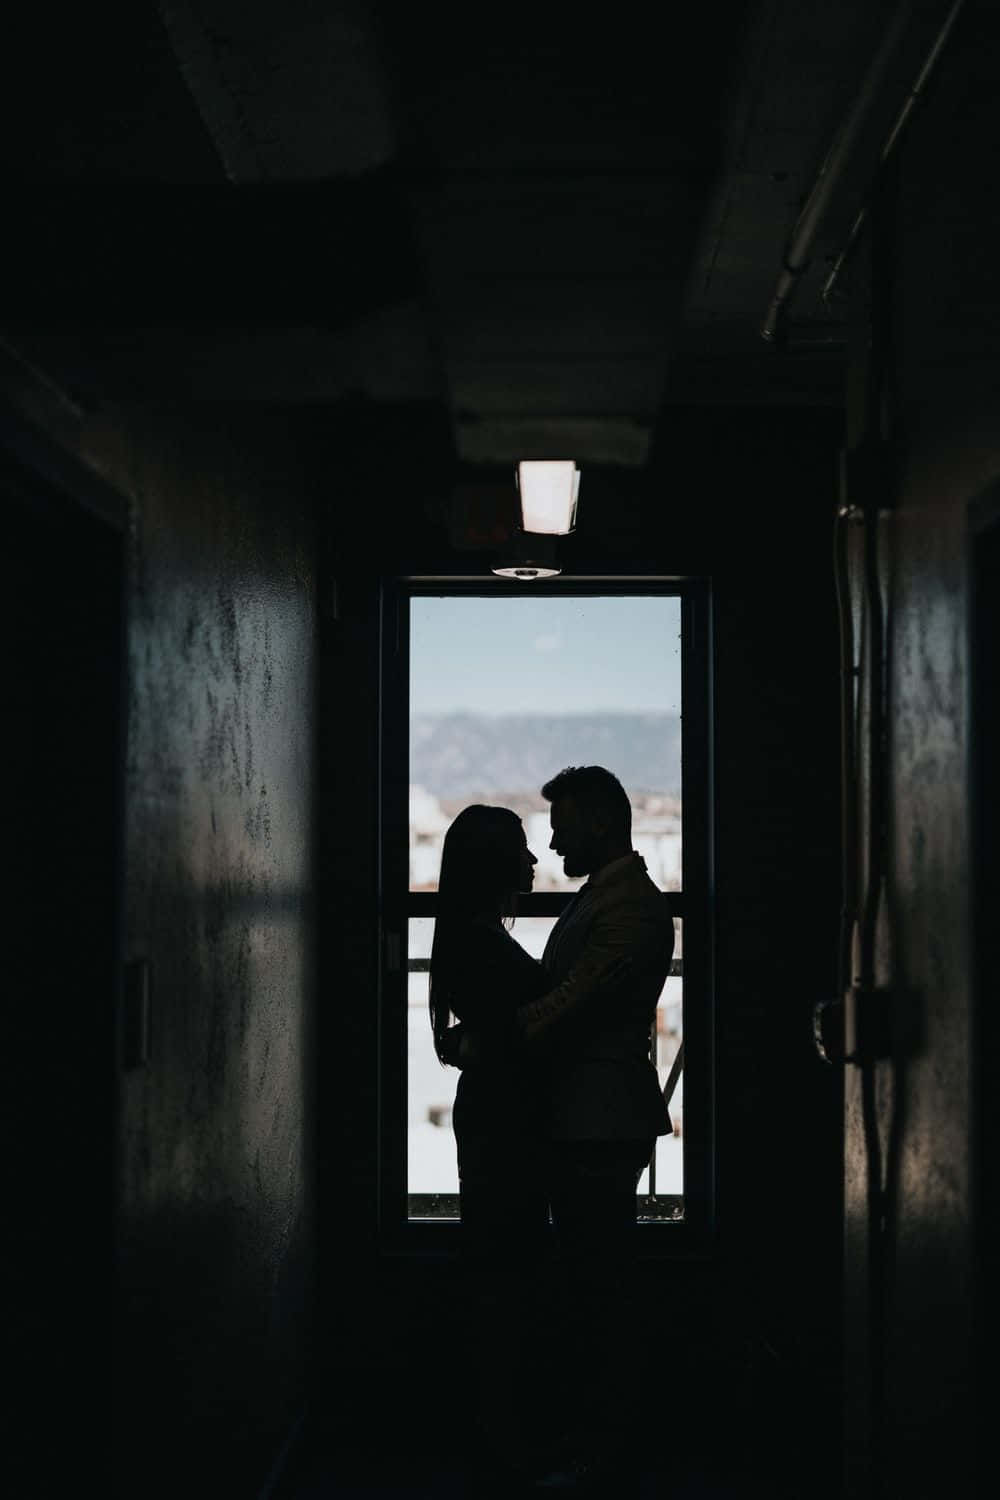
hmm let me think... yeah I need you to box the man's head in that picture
[541,765,632,878]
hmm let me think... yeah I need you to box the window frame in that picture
[378,575,714,1257]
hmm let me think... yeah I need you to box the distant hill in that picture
[410,713,681,800]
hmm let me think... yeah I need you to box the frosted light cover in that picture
[515,461,580,535]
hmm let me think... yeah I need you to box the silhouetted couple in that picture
[430,765,675,1493]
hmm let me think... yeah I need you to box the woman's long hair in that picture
[429,804,524,1063]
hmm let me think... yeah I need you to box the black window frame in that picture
[378,574,715,1257]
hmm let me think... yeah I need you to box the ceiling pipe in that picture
[760,0,915,345]
[822,0,967,304]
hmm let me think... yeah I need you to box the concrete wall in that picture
[94,403,318,1495]
[842,0,1000,1489]
[659,410,845,1481]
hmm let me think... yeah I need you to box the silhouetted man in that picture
[515,764,674,1488]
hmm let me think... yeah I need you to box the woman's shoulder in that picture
[503,928,545,967]
[436,918,525,969]
[469,921,540,969]
[441,920,546,999]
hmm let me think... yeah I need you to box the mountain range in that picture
[410,712,681,801]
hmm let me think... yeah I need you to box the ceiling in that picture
[0,0,963,468]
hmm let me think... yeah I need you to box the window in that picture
[380,580,713,1248]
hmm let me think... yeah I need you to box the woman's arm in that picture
[436,1023,470,1068]
[436,927,546,1067]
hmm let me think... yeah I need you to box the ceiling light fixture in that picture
[492,460,580,579]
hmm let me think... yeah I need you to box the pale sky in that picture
[410,595,682,715]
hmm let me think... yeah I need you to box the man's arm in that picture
[438,954,633,1067]
[515,900,673,1050]
[516,950,634,1050]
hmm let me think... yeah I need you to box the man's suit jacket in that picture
[517,852,674,1142]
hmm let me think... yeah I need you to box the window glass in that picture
[409,596,682,892]
[638,919,682,1198]
[407,966,455,1195]
[407,594,685,1217]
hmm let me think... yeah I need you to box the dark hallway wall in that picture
[1,379,320,1495]
[644,408,845,1479]
[840,2,999,1492]
[100,403,320,1495]
[3,420,126,1498]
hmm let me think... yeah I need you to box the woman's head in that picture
[429,805,537,1062]
[437,803,536,917]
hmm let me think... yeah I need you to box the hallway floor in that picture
[276,1425,802,1500]
[279,1455,795,1499]
[275,1331,826,1500]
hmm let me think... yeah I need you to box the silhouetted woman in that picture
[429,803,551,1260]
[428,805,560,1479]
